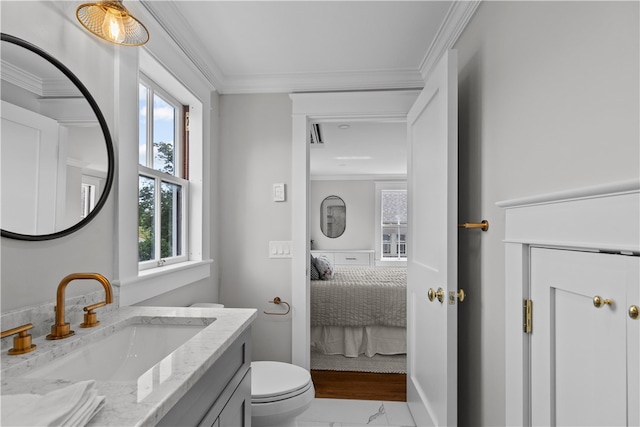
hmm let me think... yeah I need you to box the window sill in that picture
[376,259,407,267]
[114,259,213,306]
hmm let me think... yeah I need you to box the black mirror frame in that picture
[1,33,115,241]
[320,195,346,239]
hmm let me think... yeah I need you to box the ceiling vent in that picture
[310,123,324,145]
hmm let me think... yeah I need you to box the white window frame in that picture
[116,47,211,307]
[138,75,189,270]
[374,181,408,267]
[138,168,189,270]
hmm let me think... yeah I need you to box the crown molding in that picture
[140,0,480,94]
[222,69,424,95]
[311,174,407,182]
[1,59,43,94]
[139,0,426,95]
[419,0,481,81]
[1,60,79,97]
[139,0,225,91]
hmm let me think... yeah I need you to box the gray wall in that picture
[215,1,639,424]
[2,1,638,424]
[218,93,293,362]
[310,180,375,251]
[0,1,117,311]
[1,1,219,313]
[455,1,639,425]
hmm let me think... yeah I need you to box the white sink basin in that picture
[25,318,210,381]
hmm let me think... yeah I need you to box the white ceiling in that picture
[310,120,407,179]
[140,0,456,177]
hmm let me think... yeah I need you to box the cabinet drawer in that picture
[334,252,370,266]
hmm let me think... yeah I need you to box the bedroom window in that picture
[138,77,188,269]
[381,189,407,260]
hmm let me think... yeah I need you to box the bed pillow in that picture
[310,254,320,280]
[315,255,335,280]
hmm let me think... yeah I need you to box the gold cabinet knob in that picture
[428,288,445,303]
[630,305,639,320]
[457,289,465,302]
[593,296,613,308]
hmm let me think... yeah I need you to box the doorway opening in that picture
[309,120,407,377]
[290,90,420,400]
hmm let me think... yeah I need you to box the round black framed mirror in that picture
[1,33,115,241]
[320,195,346,238]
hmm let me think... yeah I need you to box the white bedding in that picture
[310,267,407,328]
[310,325,406,358]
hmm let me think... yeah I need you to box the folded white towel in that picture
[1,380,106,427]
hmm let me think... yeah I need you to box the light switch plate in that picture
[269,241,292,258]
[273,183,286,202]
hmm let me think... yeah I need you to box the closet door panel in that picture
[530,248,629,426]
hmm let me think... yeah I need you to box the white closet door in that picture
[530,248,637,426]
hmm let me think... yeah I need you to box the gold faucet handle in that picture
[1,323,36,355]
[80,301,107,328]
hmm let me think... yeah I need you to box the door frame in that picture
[498,179,640,425]
[289,0,481,369]
[289,90,420,368]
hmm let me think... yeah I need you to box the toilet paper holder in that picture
[264,297,291,316]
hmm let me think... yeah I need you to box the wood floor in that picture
[311,370,406,401]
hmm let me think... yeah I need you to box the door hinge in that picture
[523,299,533,334]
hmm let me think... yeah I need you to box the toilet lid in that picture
[251,361,312,401]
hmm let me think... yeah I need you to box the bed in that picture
[310,265,407,358]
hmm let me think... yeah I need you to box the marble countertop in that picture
[1,306,257,426]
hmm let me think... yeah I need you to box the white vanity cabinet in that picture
[311,250,374,267]
[158,327,252,427]
[500,181,640,426]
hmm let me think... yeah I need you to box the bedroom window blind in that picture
[381,190,407,260]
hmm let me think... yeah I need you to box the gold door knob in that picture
[630,305,639,320]
[428,287,445,303]
[448,289,466,305]
[593,296,613,308]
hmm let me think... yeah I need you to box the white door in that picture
[1,100,60,235]
[530,248,639,426]
[406,49,458,426]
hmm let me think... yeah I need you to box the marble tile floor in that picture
[292,398,416,427]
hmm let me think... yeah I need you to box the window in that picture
[380,189,407,260]
[118,49,209,306]
[138,77,188,269]
[80,183,96,218]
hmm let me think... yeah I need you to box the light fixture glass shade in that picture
[76,1,149,46]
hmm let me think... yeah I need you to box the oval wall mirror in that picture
[1,34,115,241]
[320,195,346,238]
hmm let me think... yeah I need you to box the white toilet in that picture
[189,304,315,426]
[251,361,315,427]
[189,302,225,309]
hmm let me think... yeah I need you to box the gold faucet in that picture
[46,273,113,340]
[1,323,36,355]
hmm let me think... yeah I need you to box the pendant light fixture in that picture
[76,1,149,46]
